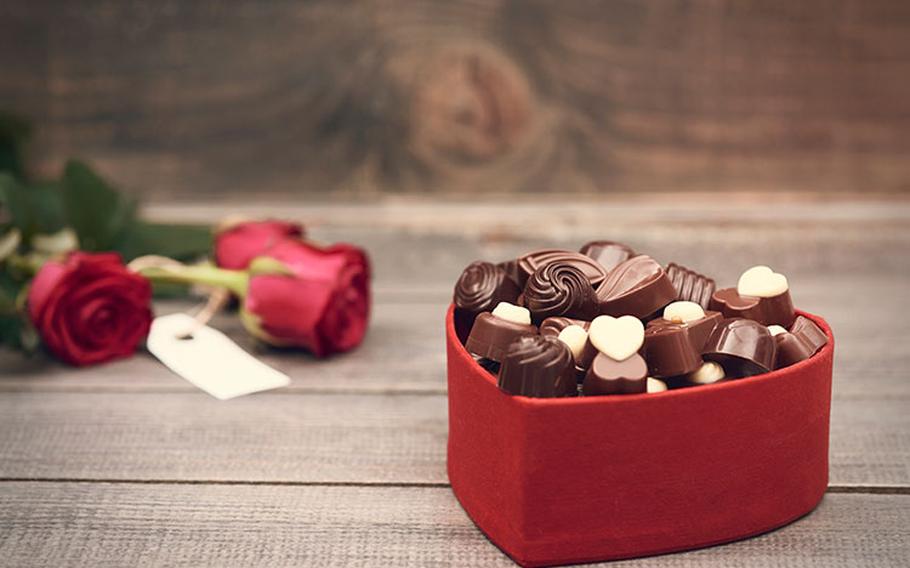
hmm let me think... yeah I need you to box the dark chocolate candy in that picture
[582,352,648,395]
[498,335,578,398]
[710,287,796,328]
[523,262,598,323]
[453,261,521,344]
[595,255,678,318]
[666,263,716,310]
[465,312,538,363]
[578,241,636,273]
[515,249,608,288]
[641,321,703,378]
[539,316,591,338]
[774,316,828,369]
[703,318,777,378]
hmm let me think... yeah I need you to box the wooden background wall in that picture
[2,0,909,197]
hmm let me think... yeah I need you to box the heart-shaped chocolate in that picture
[737,265,788,298]
[588,315,644,361]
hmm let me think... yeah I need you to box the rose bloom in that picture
[28,252,153,366]
[214,220,304,270]
[241,239,370,357]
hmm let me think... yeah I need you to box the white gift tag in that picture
[147,313,290,400]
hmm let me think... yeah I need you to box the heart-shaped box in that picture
[446,305,834,567]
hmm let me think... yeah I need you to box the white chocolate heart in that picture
[688,361,725,385]
[647,377,668,393]
[491,302,531,325]
[588,315,645,361]
[557,325,588,359]
[737,265,788,298]
[663,301,705,323]
[767,325,788,336]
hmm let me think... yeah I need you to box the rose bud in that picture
[27,252,153,366]
[240,240,371,357]
[214,219,304,270]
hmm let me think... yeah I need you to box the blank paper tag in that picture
[147,313,290,400]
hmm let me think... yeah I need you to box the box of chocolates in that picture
[446,243,834,567]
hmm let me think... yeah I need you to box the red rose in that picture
[214,220,304,270]
[28,252,153,366]
[241,239,370,357]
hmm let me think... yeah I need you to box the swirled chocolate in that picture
[515,249,608,288]
[453,261,521,343]
[523,262,598,323]
[498,335,578,398]
[595,255,677,318]
[539,316,591,338]
[579,241,636,273]
[666,263,716,310]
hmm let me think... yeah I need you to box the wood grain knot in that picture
[409,44,534,165]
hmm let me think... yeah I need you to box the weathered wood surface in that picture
[3,2,910,195]
[0,485,907,568]
[0,392,906,488]
[0,198,908,566]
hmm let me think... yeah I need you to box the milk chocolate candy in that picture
[583,352,648,395]
[578,241,636,273]
[515,249,608,288]
[703,318,777,378]
[641,321,703,378]
[651,301,723,352]
[453,261,521,343]
[539,316,591,338]
[596,255,678,318]
[710,288,796,328]
[498,335,578,398]
[666,263,716,310]
[465,310,538,363]
[523,261,599,323]
[773,316,828,369]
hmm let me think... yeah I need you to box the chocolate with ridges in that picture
[498,335,578,398]
[703,318,777,378]
[453,261,521,343]
[465,310,538,363]
[666,263,716,310]
[523,262,598,323]
[515,249,608,288]
[579,241,636,273]
[539,316,590,338]
[596,255,678,318]
[774,315,828,368]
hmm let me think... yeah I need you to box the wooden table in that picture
[2,197,908,566]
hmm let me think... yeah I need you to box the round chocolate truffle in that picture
[523,262,598,323]
[453,261,521,343]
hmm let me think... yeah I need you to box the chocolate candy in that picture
[641,321,702,378]
[666,263,716,310]
[583,352,648,395]
[539,316,590,338]
[647,377,668,393]
[498,335,578,398]
[579,241,636,273]
[710,288,796,328]
[685,361,726,386]
[703,318,777,378]
[556,324,598,375]
[523,262,598,323]
[515,249,608,288]
[596,255,677,318]
[771,316,828,369]
[655,300,723,351]
[465,304,538,362]
[453,261,521,343]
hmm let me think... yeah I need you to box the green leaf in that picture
[0,174,67,240]
[62,160,136,251]
[0,269,25,349]
[116,221,213,263]
[0,112,30,180]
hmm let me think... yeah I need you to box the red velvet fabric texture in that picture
[446,305,834,567]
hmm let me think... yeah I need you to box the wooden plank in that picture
[2,2,910,195]
[0,392,907,487]
[0,483,906,567]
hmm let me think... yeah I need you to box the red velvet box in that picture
[446,305,834,567]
